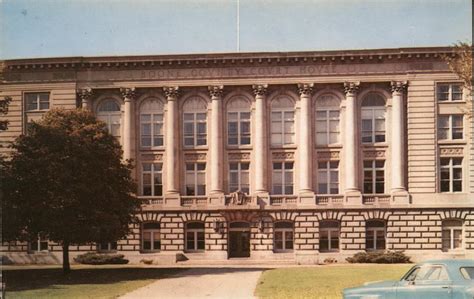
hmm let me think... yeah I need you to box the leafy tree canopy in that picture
[1,108,139,272]
[0,96,12,131]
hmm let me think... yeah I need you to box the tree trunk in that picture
[62,241,70,274]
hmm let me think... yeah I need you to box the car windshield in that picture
[460,267,474,280]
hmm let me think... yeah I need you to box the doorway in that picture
[228,222,251,258]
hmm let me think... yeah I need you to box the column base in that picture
[164,193,181,207]
[298,191,315,205]
[344,190,362,206]
[209,193,225,206]
[391,189,410,205]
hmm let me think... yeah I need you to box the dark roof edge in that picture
[2,46,455,65]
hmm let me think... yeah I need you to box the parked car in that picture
[343,259,474,299]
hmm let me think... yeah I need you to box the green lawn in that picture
[255,264,413,299]
[3,265,182,299]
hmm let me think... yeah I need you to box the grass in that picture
[3,265,182,299]
[255,264,413,299]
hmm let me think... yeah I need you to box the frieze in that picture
[185,153,207,161]
[439,147,463,157]
[141,153,163,161]
[317,151,340,160]
[363,150,385,158]
[3,61,447,83]
[228,152,251,160]
[272,152,295,160]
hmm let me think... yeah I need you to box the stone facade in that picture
[1,46,473,264]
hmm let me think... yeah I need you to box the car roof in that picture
[421,259,474,267]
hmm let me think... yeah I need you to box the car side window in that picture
[411,265,449,281]
[460,267,474,280]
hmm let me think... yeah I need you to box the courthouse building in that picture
[1,46,473,264]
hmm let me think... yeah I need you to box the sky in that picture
[0,0,472,59]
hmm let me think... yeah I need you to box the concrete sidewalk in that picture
[120,267,264,299]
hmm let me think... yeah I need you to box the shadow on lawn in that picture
[3,267,269,292]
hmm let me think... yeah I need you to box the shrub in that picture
[140,259,154,265]
[346,251,411,264]
[74,252,129,265]
[323,257,338,264]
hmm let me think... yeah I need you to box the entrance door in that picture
[228,222,251,258]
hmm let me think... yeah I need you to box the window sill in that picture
[226,145,253,150]
[437,100,467,104]
[437,140,467,145]
[273,250,294,253]
[140,250,161,254]
[139,147,165,152]
[184,250,206,254]
[315,144,343,149]
[270,145,297,150]
[183,147,209,151]
[362,143,388,148]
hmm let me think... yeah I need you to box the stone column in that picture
[297,83,314,197]
[253,84,268,195]
[343,82,360,197]
[120,87,136,161]
[391,81,408,194]
[163,86,179,195]
[77,88,93,110]
[208,86,224,194]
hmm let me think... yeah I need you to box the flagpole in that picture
[237,0,240,52]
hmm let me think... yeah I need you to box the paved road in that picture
[120,267,263,299]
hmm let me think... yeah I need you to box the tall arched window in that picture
[361,93,386,143]
[274,221,294,252]
[227,97,251,146]
[442,219,463,251]
[315,94,340,145]
[140,98,164,148]
[271,96,295,146]
[97,99,121,138]
[142,222,161,252]
[185,222,205,251]
[319,221,340,252]
[183,97,207,147]
[366,220,386,251]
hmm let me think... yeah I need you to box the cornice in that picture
[1,46,459,71]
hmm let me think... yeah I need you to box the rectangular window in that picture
[184,113,207,147]
[228,162,250,194]
[271,111,295,146]
[141,113,164,147]
[320,228,340,252]
[315,110,340,145]
[440,158,463,192]
[141,163,163,196]
[272,162,294,195]
[361,108,385,143]
[25,92,50,111]
[437,83,463,102]
[438,115,463,140]
[228,112,251,145]
[185,163,206,196]
[29,236,48,252]
[274,230,294,251]
[317,161,339,194]
[142,223,161,252]
[366,228,386,250]
[442,220,463,251]
[98,242,118,252]
[363,160,385,194]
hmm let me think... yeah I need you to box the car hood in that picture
[344,280,398,294]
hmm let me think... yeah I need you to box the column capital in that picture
[391,81,408,94]
[163,86,179,100]
[120,87,136,101]
[297,83,314,97]
[252,84,268,96]
[77,88,93,100]
[208,85,224,99]
[343,81,360,95]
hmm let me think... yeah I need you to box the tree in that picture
[0,96,12,131]
[443,42,473,91]
[1,108,139,273]
[442,42,473,115]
